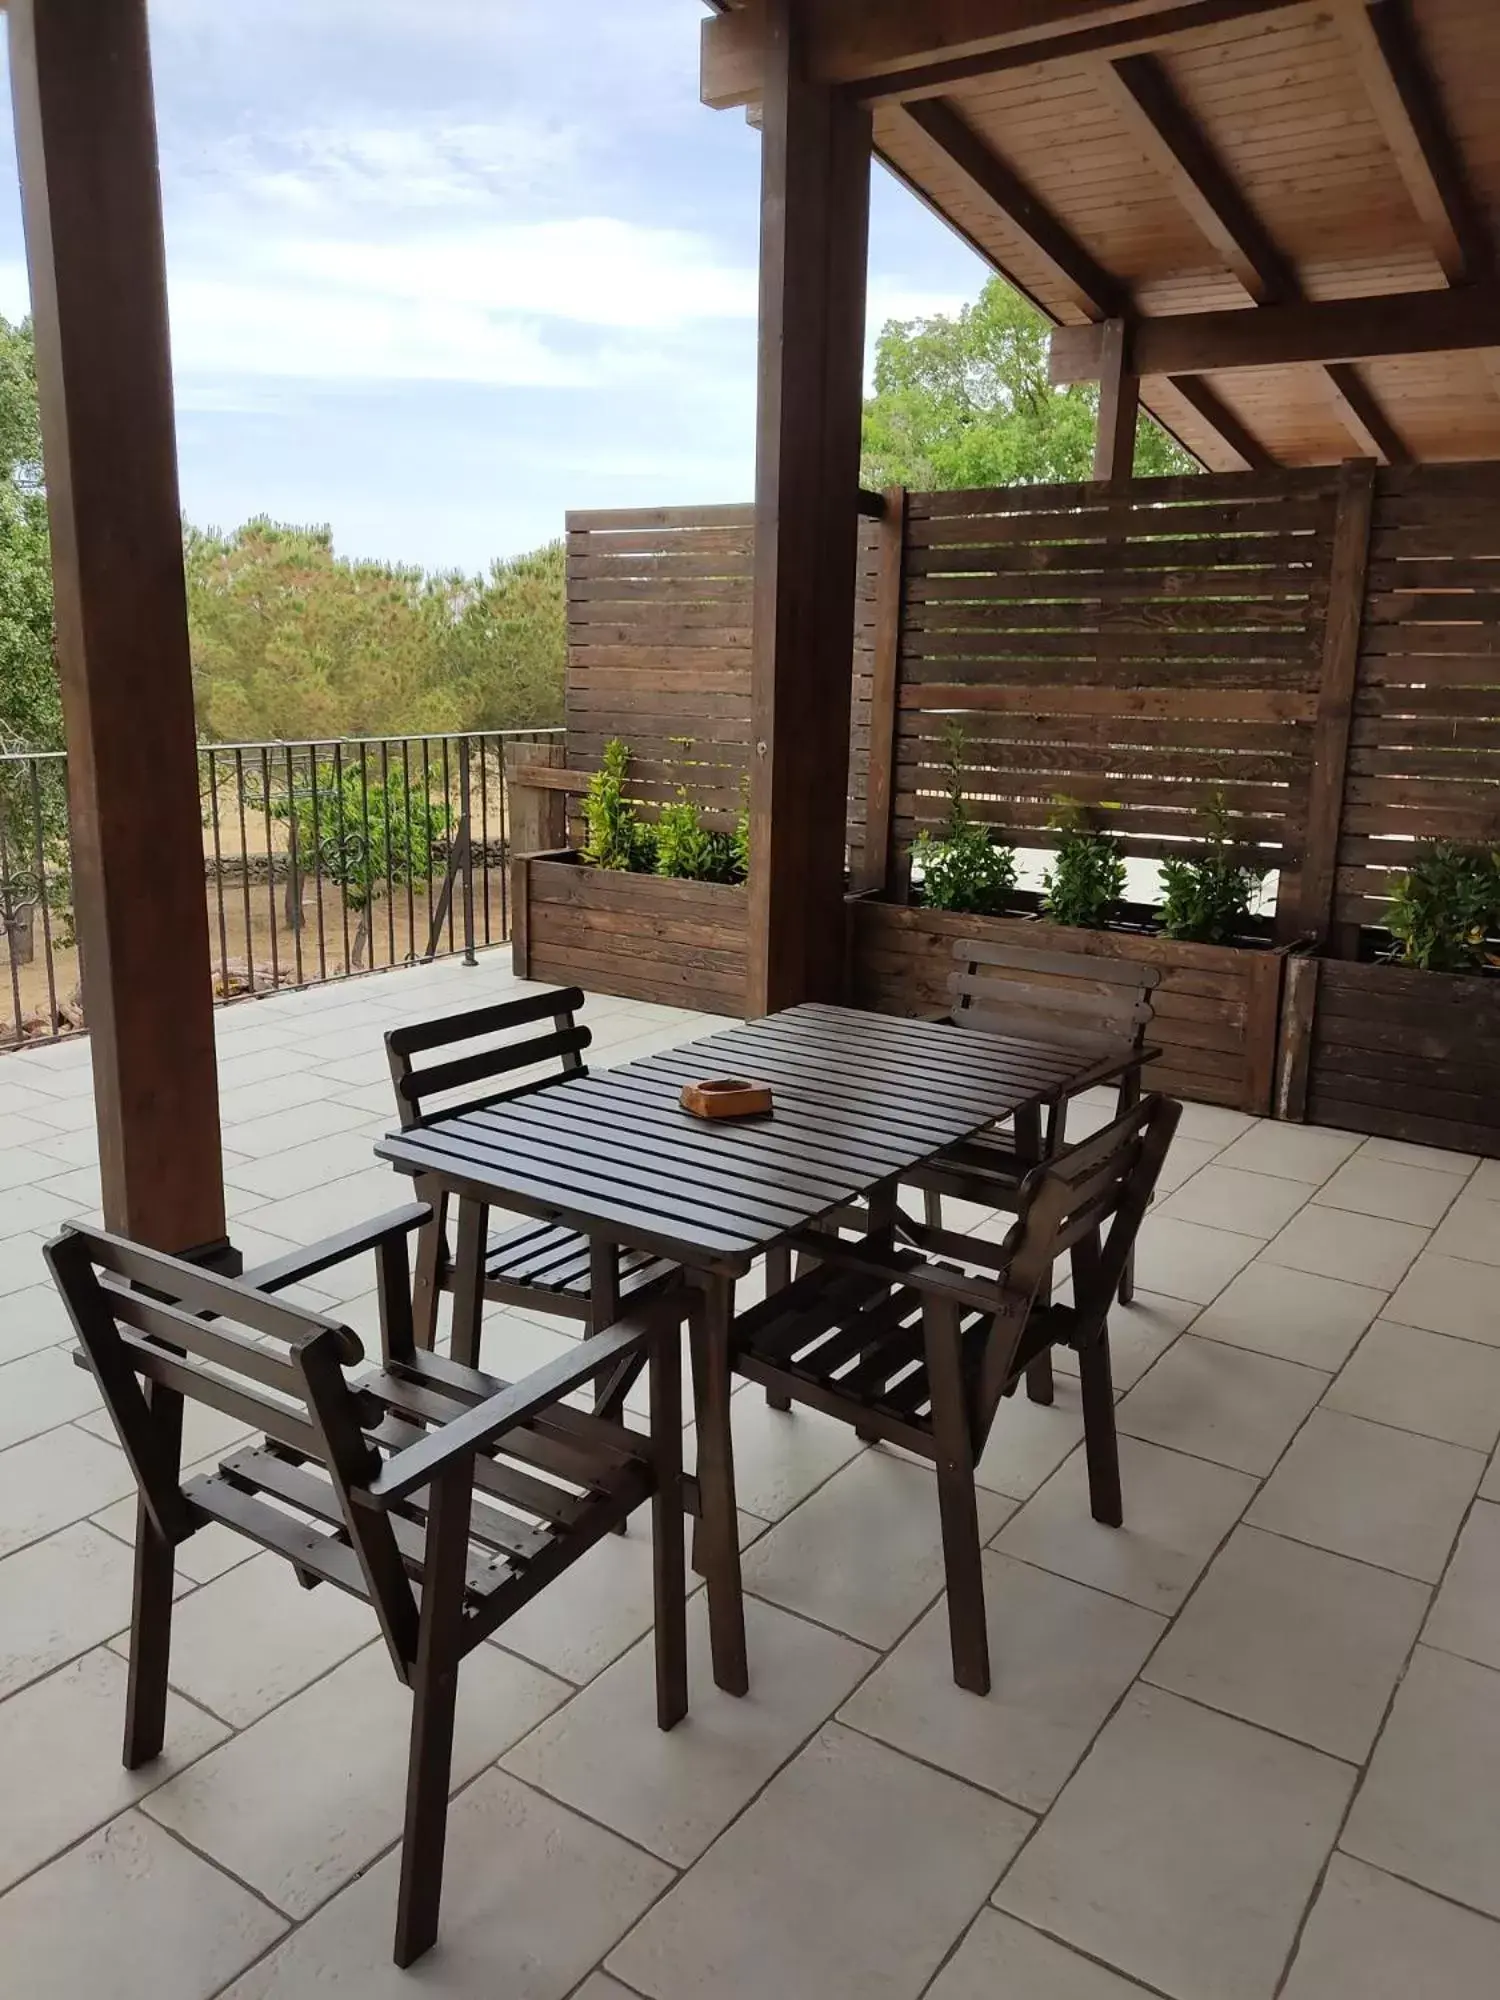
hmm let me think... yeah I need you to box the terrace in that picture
[3,1,1500,1997]
[1,958,1498,1997]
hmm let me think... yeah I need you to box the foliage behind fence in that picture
[0,728,560,1046]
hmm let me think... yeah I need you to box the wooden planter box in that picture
[1278,956,1500,1157]
[847,897,1285,1114]
[512,851,748,1015]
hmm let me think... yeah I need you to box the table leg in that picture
[689,1273,747,1697]
[764,1246,792,1410]
[449,1197,487,1369]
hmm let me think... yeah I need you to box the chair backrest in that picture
[976,1092,1181,1424]
[948,938,1159,1054]
[386,986,589,1128]
[44,1227,423,1670]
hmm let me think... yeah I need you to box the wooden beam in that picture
[1342,0,1495,285]
[702,0,1306,108]
[1165,374,1274,469]
[853,487,906,897]
[1050,280,1500,378]
[899,99,1126,318]
[749,0,873,1015]
[1324,363,1411,466]
[1297,459,1376,943]
[9,0,229,1256]
[1103,53,1409,461]
[1093,318,1139,479]
[1103,53,1298,304]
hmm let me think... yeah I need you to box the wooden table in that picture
[377,1002,1142,1693]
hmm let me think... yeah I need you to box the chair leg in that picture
[924,1302,990,1696]
[687,1279,748,1698]
[393,1462,472,1969]
[1077,1336,1123,1528]
[651,1322,689,1731]
[1025,1350,1055,1405]
[411,1181,449,1354]
[1115,1073,1142,1307]
[764,1248,792,1411]
[123,1384,183,1770]
[924,1187,944,1231]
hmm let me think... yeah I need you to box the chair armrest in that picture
[782,1229,1003,1315]
[242,1204,433,1296]
[364,1283,696,1507]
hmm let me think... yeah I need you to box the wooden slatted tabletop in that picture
[376,1002,1124,1276]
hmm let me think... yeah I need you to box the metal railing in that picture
[0,728,563,1049]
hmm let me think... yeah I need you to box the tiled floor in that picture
[2,955,1499,1998]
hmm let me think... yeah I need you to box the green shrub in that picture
[1157,793,1265,944]
[581,739,648,872]
[1387,841,1500,972]
[654,790,741,884]
[279,765,448,968]
[911,721,1018,915]
[1043,800,1125,929]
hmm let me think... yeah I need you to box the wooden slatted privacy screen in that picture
[1339,463,1500,929]
[565,504,879,869]
[894,469,1345,903]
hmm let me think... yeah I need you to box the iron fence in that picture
[0,728,563,1049]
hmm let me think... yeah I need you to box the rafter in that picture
[1102,51,1411,461]
[896,96,1276,471]
[1050,281,1500,379]
[1341,0,1494,284]
[701,0,1310,110]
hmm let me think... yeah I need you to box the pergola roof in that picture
[704,0,1500,470]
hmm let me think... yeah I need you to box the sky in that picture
[0,0,985,575]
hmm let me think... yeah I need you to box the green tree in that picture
[278,763,450,968]
[0,315,68,971]
[862,279,1197,489]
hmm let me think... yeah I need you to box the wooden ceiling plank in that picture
[1167,374,1276,467]
[1340,0,1495,285]
[702,1,1311,108]
[1051,280,1500,377]
[899,96,1128,317]
[1324,362,1412,464]
[1102,51,1410,459]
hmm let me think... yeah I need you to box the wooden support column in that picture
[1093,319,1139,481]
[748,0,873,1015]
[853,487,906,898]
[10,0,229,1256]
[1297,458,1377,947]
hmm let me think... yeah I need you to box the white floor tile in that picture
[1142,1524,1428,1761]
[1385,1251,1500,1347]
[1053,1290,1196,1391]
[609,1725,1032,2000]
[1422,1500,1500,1673]
[1282,1852,1500,2000]
[841,1551,1164,1810]
[1131,1214,1261,1306]
[1325,1320,1500,1452]
[221,1770,672,2000]
[928,1909,1161,2000]
[0,1345,100,1451]
[0,1423,135,1558]
[506,1594,873,1865]
[0,1809,286,2000]
[1116,1334,1327,1475]
[145,1640,568,1919]
[1248,1408,1485,1582]
[996,1686,1355,2000]
[0,1648,230,1894]
[1312,1155,1464,1227]
[1213,1122,1362,1185]
[0,1520,159,1699]
[1261,1205,1430,1289]
[1342,1645,1500,1922]
[741,1450,1014,1648]
[1158,1164,1310,1239]
[1189,1261,1385,1373]
[994,1433,1256,1615]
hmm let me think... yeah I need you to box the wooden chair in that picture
[386,987,676,1351]
[46,1204,696,1968]
[729,1095,1180,1695]
[911,939,1162,1308]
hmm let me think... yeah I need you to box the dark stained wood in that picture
[1093,317,1140,481]
[1297,458,1377,942]
[750,0,873,1014]
[504,739,568,856]
[51,1216,695,1965]
[902,97,1126,318]
[8,0,226,1254]
[724,1093,1180,1688]
[854,485,907,895]
[1276,953,1318,1120]
[1344,0,1496,285]
[1051,282,1500,381]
